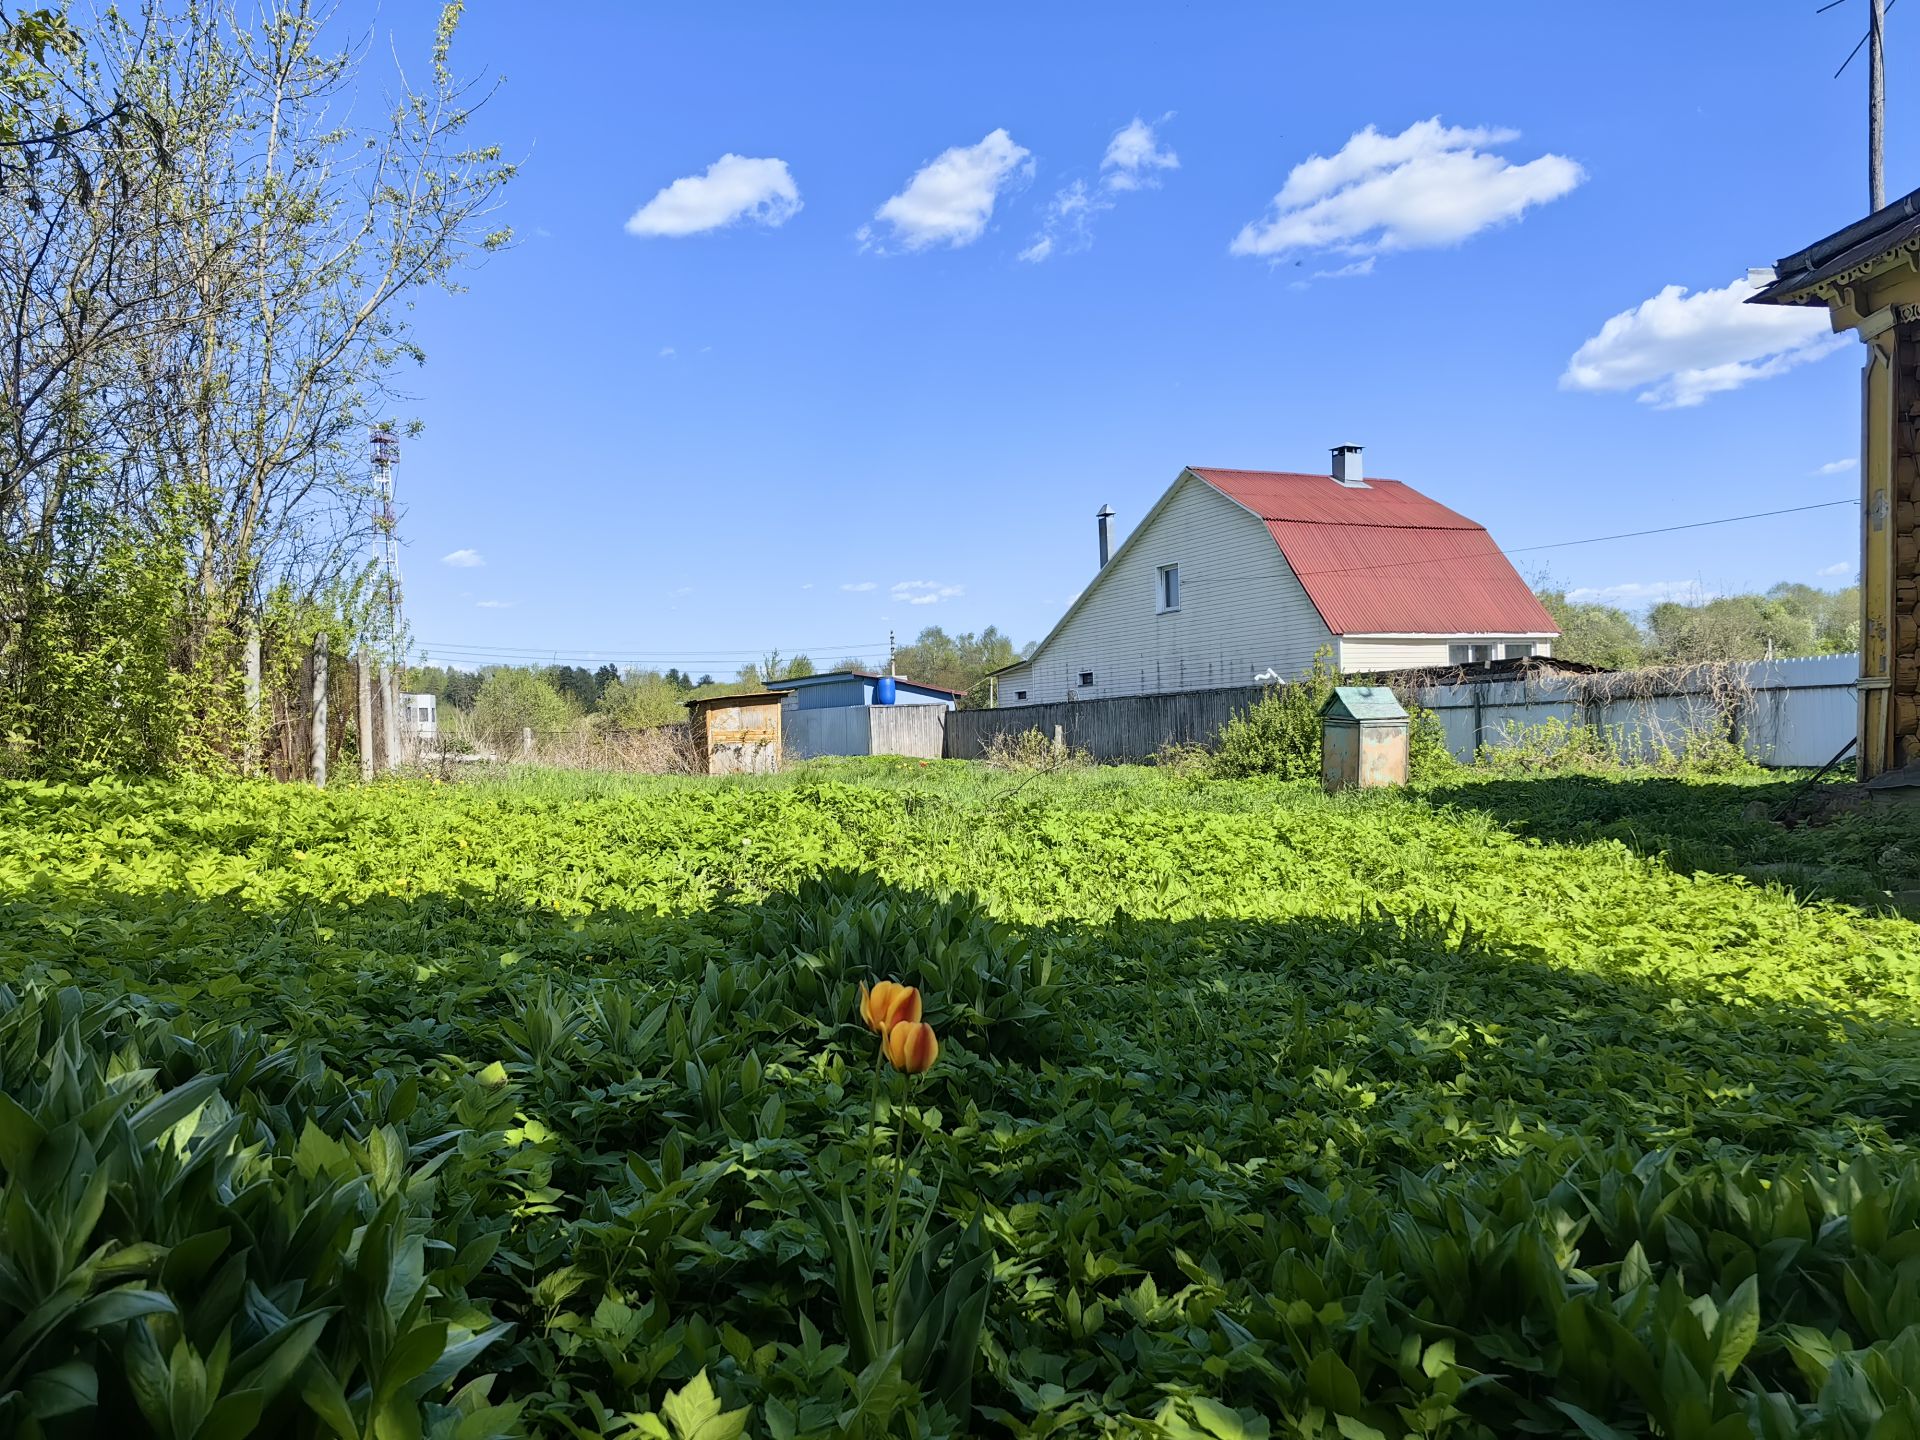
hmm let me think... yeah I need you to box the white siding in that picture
[1336,641,1559,675]
[1336,638,1453,671]
[1338,637,1558,673]
[1003,474,1334,704]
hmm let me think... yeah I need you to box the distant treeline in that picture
[406,626,1032,749]
[1538,582,1858,669]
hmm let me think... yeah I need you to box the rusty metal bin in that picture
[1320,686,1409,792]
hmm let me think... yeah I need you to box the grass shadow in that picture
[1422,772,1920,915]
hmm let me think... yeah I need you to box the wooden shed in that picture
[685,692,784,775]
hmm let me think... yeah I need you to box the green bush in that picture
[1210,651,1454,780]
[470,669,573,751]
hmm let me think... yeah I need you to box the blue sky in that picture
[376,2,1904,676]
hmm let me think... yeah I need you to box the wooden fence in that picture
[946,686,1269,764]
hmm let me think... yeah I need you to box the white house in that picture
[400,692,439,743]
[993,448,1558,705]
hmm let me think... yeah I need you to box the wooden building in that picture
[685,692,784,775]
[1753,191,1920,777]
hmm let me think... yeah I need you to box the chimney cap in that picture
[1096,503,1115,518]
[1330,444,1367,488]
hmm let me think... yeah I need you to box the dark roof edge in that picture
[763,669,966,695]
[1773,185,1920,277]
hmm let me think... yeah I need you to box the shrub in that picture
[979,726,1087,772]
[1206,655,1338,780]
[1479,714,1758,778]
[1209,652,1454,781]
[469,668,573,751]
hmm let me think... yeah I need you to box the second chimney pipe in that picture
[1096,504,1115,567]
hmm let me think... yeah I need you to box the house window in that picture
[1014,690,1027,701]
[1449,644,1494,665]
[1157,564,1180,613]
[1505,642,1535,660]
[1079,670,1095,687]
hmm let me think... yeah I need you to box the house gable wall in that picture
[998,473,1334,704]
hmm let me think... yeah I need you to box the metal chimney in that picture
[1331,444,1366,487]
[1096,504,1115,567]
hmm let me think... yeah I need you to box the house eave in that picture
[1338,630,1560,640]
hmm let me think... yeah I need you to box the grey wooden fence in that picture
[945,686,1269,763]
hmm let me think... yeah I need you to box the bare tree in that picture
[0,0,513,771]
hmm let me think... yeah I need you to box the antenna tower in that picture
[371,426,402,656]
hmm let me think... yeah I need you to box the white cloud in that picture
[840,581,877,593]
[1313,257,1376,280]
[1566,580,1715,609]
[1230,117,1583,261]
[475,599,514,609]
[659,346,677,359]
[891,580,964,606]
[1817,560,1854,578]
[441,549,484,568]
[1816,457,1857,475]
[1022,117,1177,263]
[1101,116,1178,191]
[1561,272,1848,408]
[624,155,801,238]
[862,129,1032,252]
[1020,180,1104,263]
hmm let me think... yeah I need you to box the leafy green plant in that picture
[0,984,518,1439]
[0,766,1914,1435]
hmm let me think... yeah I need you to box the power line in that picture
[411,639,891,662]
[1181,496,1860,591]
[1500,497,1859,558]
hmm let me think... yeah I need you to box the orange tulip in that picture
[884,1021,940,1074]
[858,980,922,1035]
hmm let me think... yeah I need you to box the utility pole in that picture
[888,630,896,677]
[1871,0,1887,209]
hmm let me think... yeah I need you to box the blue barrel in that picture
[874,676,897,705]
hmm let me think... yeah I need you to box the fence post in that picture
[357,655,375,783]
[521,726,534,760]
[309,633,329,787]
[1470,690,1483,760]
[243,625,262,776]
[379,664,402,772]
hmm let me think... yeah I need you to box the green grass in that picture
[2,764,1919,1438]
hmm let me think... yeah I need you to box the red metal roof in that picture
[1189,468,1560,637]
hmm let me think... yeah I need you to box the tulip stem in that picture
[880,1073,917,1320]
[862,1043,885,1237]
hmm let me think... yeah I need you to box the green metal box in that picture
[1320,686,1409,793]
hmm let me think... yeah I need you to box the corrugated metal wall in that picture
[787,705,946,760]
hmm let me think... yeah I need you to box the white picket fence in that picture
[1410,654,1857,767]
